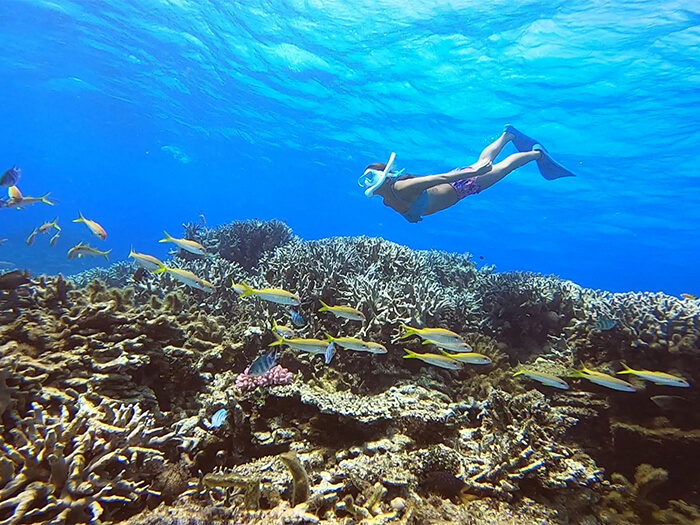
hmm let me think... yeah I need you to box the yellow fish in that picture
[437,349,492,365]
[570,367,636,392]
[7,190,54,208]
[37,217,60,234]
[129,248,165,272]
[49,231,60,247]
[26,229,38,246]
[680,293,697,301]
[232,282,301,306]
[325,333,387,354]
[402,348,463,370]
[159,231,207,255]
[513,368,569,390]
[73,211,107,240]
[67,242,111,261]
[8,185,22,202]
[269,333,328,355]
[399,324,465,347]
[154,266,215,293]
[318,300,365,321]
[272,320,296,339]
[617,363,689,388]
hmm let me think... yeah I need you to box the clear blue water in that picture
[1,0,698,295]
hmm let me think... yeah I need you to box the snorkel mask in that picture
[358,152,403,198]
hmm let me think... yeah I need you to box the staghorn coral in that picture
[0,393,182,524]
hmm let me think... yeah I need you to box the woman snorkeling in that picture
[358,125,576,223]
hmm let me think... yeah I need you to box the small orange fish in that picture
[73,211,107,240]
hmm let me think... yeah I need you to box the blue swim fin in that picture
[504,124,538,152]
[533,144,576,180]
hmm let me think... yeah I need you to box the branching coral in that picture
[0,394,181,524]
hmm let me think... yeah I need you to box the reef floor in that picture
[1,220,699,525]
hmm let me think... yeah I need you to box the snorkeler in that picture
[358,125,576,223]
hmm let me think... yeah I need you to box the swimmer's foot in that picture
[504,124,538,152]
[533,144,577,180]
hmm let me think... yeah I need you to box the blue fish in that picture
[289,308,305,327]
[248,351,278,377]
[324,341,336,365]
[0,166,21,188]
[209,408,227,429]
[594,318,617,331]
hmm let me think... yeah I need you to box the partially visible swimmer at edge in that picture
[359,125,577,223]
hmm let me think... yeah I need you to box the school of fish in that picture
[0,164,692,401]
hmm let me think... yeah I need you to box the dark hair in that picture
[365,162,387,171]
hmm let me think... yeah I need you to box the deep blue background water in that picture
[0,0,698,295]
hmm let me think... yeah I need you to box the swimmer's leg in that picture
[475,150,541,191]
[476,131,514,165]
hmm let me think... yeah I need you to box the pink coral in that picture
[235,364,293,392]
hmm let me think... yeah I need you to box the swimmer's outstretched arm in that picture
[394,159,492,198]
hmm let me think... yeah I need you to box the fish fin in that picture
[73,211,85,223]
[269,333,285,347]
[402,348,417,359]
[318,300,330,312]
[324,331,334,342]
[437,348,453,357]
[617,362,634,375]
[129,245,135,257]
[238,283,254,298]
[153,266,168,275]
[51,217,61,231]
[398,323,418,339]
[102,250,111,261]
[159,231,174,243]
[421,339,433,345]
[41,193,54,205]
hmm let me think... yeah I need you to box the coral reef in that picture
[235,364,294,392]
[0,393,182,524]
[0,219,695,524]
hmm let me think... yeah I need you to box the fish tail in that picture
[129,245,135,257]
[153,266,168,275]
[159,231,174,243]
[73,210,85,223]
[318,300,330,312]
[269,332,285,347]
[41,193,54,205]
[402,348,418,359]
[102,249,112,261]
[617,362,634,375]
[324,331,335,342]
[398,323,419,339]
[51,217,61,231]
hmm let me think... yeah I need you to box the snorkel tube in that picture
[358,152,397,198]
